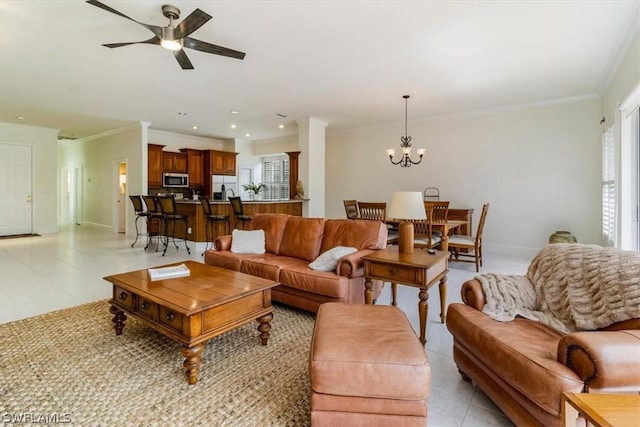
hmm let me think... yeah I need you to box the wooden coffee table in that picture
[103,261,279,384]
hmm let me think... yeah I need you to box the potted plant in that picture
[242,182,265,200]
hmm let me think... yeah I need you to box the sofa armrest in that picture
[337,249,376,278]
[460,279,486,311]
[557,330,640,391]
[213,235,232,251]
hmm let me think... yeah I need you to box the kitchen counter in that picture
[172,199,304,244]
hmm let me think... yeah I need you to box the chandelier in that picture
[386,95,425,167]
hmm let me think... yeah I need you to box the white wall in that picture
[603,26,639,118]
[0,122,59,234]
[148,129,229,152]
[59,124,145,234]
[325,98,603,257]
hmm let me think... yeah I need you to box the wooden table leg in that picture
[441,234,449,252]
[181,343,204,385]
[438,275,447,323]
[391,283,398,306]
[365,278,373,304]
[109,305,126,335]
[256,312,273,345]
[418,288,428,345]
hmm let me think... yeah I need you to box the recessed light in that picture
[192,126,198,130]
[230,110,239,115]
[278,124,285,129]
[230,124,237,129]
[15,116,25,120]
[245,133,251,137]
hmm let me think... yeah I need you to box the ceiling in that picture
[1,1,638,142]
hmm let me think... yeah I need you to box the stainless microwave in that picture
[163,173,189,188]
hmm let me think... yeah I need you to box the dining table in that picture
[386,219,469,252]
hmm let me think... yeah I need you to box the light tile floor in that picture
[0,225,528,426]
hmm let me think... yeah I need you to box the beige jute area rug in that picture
[0,300,316,426]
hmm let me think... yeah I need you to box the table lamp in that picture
[388,191,426,254]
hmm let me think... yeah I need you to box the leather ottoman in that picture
[309,302,431,427]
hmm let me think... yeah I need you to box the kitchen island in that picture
[173,199,304,246]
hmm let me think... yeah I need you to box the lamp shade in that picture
[388,192,426,220]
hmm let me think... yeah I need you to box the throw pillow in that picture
[309,246,358,272]
[230,229,266,254]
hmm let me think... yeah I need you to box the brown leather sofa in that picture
[204,213,388,313]
[446,245,640,427]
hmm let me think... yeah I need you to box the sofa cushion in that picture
[280,261,351,299]
[309,246,358,272]
[278,217,325,262]
[204,250,257,272]
[320,219,387,254]
[239,253,302,281]
[231,229,266,254]
[250,213,291,254]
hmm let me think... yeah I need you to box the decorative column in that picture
[286,151,300,200]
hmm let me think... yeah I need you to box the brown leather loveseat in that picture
[446,244,640,427]
[204,213,388,313]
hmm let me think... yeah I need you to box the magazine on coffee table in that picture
[147,263,191,281]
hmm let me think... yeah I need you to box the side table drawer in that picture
[159,305,184,332]
[114,286,135,309]
[137,298,157,320]
[370,263,418,284]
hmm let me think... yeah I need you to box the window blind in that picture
[602,124,616,247]
[262,158,289,200]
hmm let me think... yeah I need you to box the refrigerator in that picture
[212,175,238,201]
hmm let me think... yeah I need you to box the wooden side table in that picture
[362,246,448,345]
[562,392,640,427]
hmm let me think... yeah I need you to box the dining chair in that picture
[448,203,489,272]
[199,196,229,254]
[358,202,398,246]
[424,200,450,239]
[357,202,386,221]
[343,199,359,219]
[128,195,151,248]
[424,200,450,222]
[229,196,253,230]
[412,205,442,250]
[156,195,191,256]
[423,187,440,201]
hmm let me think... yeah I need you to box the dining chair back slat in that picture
[358,202,386,221]
[425,201,450,222]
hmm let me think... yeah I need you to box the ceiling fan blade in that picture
[86,0,163,38]
[183,37,245,60]
[174,49,194,70]
[174,9,212,39]
[103,36,160,49]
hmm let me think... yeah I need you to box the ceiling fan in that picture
[86,0,246,69]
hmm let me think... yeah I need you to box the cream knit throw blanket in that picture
[477,244,640,334]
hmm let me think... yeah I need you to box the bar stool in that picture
[141,195,162,250]
[156,195,190,256]
[229,196,253,230]
[199,196,229,255]
[129,195,151,248]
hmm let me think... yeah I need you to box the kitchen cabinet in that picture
[163,151,187,173]
[206,150,237,176]
[147,144,165,188]
[180,149,204,188]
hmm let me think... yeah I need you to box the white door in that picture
[0,144,33,236]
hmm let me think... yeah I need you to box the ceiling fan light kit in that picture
[86,0,245,69]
